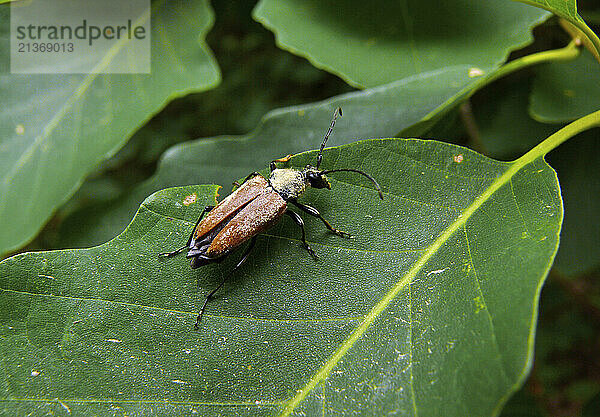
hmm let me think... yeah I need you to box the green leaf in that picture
[473,73,600,276]
[54,68,491,249]
[252,0,549,88]
[516,0,600,60]
[0,1,221,255]
[529,49,600,123]
[53,32,583,252]
[1,136,562,416]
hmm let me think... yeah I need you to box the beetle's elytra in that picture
[159,108,384,329]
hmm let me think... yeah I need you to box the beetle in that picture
[159,108,384,329]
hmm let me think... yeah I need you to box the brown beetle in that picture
[159,108,383,329]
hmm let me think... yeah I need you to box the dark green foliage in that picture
[1,0,599,415]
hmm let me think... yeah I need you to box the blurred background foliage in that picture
[5,1,599,415]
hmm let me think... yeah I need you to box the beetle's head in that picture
[304,166,331,190]
[280,107,383,200]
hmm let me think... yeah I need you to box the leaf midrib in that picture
[279,149,554,416]
[1,6,156,190]
[280,108,600,415]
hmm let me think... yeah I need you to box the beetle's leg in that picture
[185,206,215,248]
[291,200,353,238]
[286,210,318,260]
[158,206,215,258]
[158,245,187,258]
[270,154,293,172]
[194,236,257,330]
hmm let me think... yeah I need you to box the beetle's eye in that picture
[307,173,331,189]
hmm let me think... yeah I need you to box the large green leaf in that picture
[408,72,599,278]
[529,49,600,123]
[252,0,549,88]
[56,38,581,251]
[1,136,562,415]
[473,73,600,276]
[0,1,221,255]
[55,68,487,248]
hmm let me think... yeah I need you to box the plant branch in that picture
[458,100,488,155]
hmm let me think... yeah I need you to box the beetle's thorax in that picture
[269,168,307,200]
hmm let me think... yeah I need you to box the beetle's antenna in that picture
[320,168,384,200]
[316,107,342,170]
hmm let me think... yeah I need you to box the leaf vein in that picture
[278,132,548,416]
[408,280,418,416]
[463,225,511,383]
[0,397,282,407]
[0,288,362,324]
[509,178,532,238]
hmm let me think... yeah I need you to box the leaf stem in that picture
[517,109,600,163]
[481,39,582,89]
[515,0,600,61]
[415,40,582,132]
[578,25,600,60]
